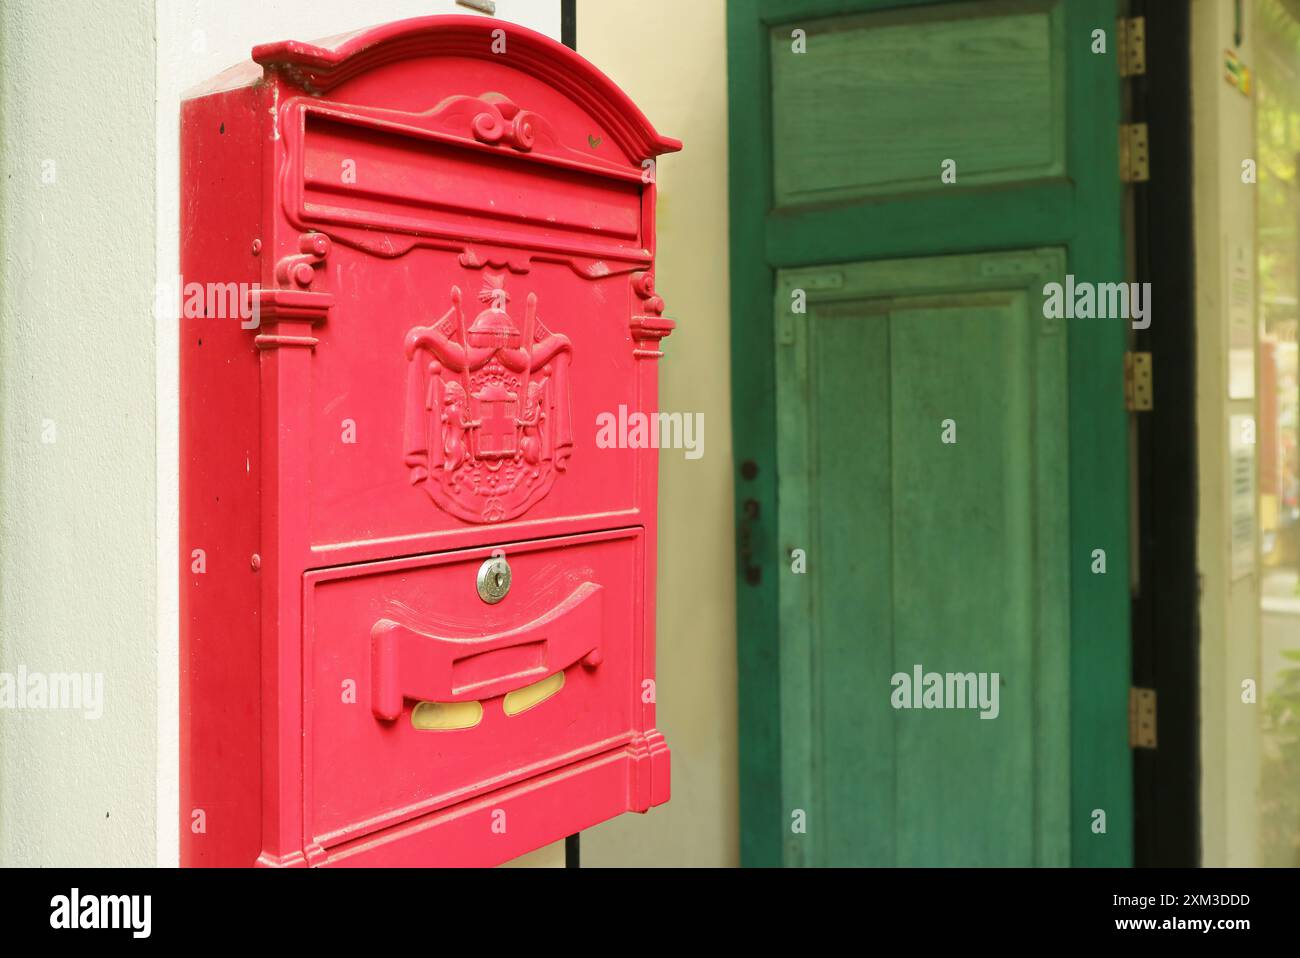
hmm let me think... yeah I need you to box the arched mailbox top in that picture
[252,15,680,163]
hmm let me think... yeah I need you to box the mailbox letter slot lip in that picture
[371,581,604,720]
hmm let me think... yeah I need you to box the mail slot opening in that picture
[411,700,484,731]
[503,671,566,716]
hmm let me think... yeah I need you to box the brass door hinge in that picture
[1130,687,1157,749]
[1125,350,1153,410]
[1119,16,1147,77]
[1120,123,1150,182]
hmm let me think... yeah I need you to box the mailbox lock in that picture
[476,556,512,604]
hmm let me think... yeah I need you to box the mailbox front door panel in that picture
[180,17,678,868]
[304,529,642,849]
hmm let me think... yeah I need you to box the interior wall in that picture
[576,0,739,867]
[1191,0,1263,867]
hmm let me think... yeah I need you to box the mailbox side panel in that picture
[179,83,266,867]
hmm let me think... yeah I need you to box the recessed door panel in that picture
[769,0,1066,207]
[776,250,1069,866]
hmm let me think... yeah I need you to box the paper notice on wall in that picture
[1229,415,1256,580]
[1228,242,1255,399]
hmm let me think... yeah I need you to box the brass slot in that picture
[411,699,483,731]
[503,671,565,716]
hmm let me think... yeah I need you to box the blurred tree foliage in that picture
[1261,651,1300,866]
[1257,0,1300,868]
[1257,0,1300,322]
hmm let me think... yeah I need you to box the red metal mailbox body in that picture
[179,16,678,867]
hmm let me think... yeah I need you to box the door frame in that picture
[1128,0,1200,866]
[728,0,1133,866]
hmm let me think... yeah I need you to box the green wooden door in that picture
[730,0,1132,867]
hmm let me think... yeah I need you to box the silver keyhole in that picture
[477,556,511,604]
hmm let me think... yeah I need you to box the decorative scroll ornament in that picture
[629,271,675,359]
[469,95,541,152]
[253,232,333,350]
[403,275,574,523]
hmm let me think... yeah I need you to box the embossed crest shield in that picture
[402,276,574,523]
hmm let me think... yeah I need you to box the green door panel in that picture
[776,251,1070,866]
[776,297,895,866]
[770,0,1066,207]
[891,299,1040,867]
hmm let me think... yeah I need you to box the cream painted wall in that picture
[0,0,157,865]
[575,0,739,867]
[1191,0,1262,867]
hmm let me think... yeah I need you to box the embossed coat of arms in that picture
[403,275,574,523]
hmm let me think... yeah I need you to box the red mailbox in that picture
[179,16,679,867]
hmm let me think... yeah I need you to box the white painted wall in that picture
[154,0,562,869]
[1,0,563,868]
[0,0,157,865]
